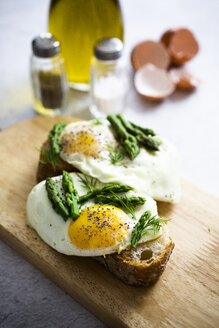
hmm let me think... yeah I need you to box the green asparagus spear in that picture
[39,122,67,169]
[95,194,145,208]
[95,192,145,220]
[117,114,155,137]
[123,196,146,206]
[107,115,140,160]
[136,134,160,151]
[45,178,69,220]
[62,171,79,220]
[49,122,67,157]
[65,193,79,221]
[130,122,156,137]
[78,183,133,204]
[99,184,134,195]
[62,171,78,196]
[117,114,160,152]
[131,211,168,247]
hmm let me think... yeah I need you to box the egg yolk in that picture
[68,205,130,250]
[61,129,105,158]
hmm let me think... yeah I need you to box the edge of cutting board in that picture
[0,116,218,328]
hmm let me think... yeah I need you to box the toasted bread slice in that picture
[37,140,78,182]
[36,133,174,287]
[95,225,174,286]
[37,117,78,183]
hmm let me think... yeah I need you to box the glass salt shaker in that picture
[31,33,68,116]
[90,38,128,118]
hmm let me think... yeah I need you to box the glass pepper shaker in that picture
[90,38,128,118]
[30,33,68,116]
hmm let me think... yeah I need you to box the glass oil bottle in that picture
[48,0,124,90]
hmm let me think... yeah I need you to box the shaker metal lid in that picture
[32,33,60,58]
[94,38,123,60]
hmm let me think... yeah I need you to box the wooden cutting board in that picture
[0,116,218,328]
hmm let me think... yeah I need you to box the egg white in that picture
[60,120,181,203]
[26,173,161,257]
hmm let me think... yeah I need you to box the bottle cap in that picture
[94,38,123,61]
[32,33,60,58]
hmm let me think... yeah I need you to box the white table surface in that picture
[0,0,218,327]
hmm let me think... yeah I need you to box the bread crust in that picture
[36,140,78,182]
[36,117,79,183]
[36,125,175,287]
[95,234,174,286]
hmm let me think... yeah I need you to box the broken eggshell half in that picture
[161,28,199,66]
[160,29,176,48]
[134,63,176,101]
[131,40,170,72]
[169,68,200,90]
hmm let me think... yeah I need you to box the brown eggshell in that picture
[131,41,170,71]
[134,63,176,101]
[160,29,175,48]
[168,28,199,65]
[169,68,200,90]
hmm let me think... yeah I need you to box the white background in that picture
[0,0,218,327]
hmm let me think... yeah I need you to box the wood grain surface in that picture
[0,116,218,328]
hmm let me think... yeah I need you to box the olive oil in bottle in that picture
[48,0,124,90]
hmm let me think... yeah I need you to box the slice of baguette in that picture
[37,117,78,183]
[36,134,174,286]
[95,224,174,286]
[37,140,78,182]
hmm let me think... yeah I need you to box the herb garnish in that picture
[131,211,168,247]
[77,173,97,192]
[108,145,125,165]
[92,119,103,125]
[96,191,145,220]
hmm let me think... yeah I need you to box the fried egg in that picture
[26,173,160,256]
[59,120,181,203]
